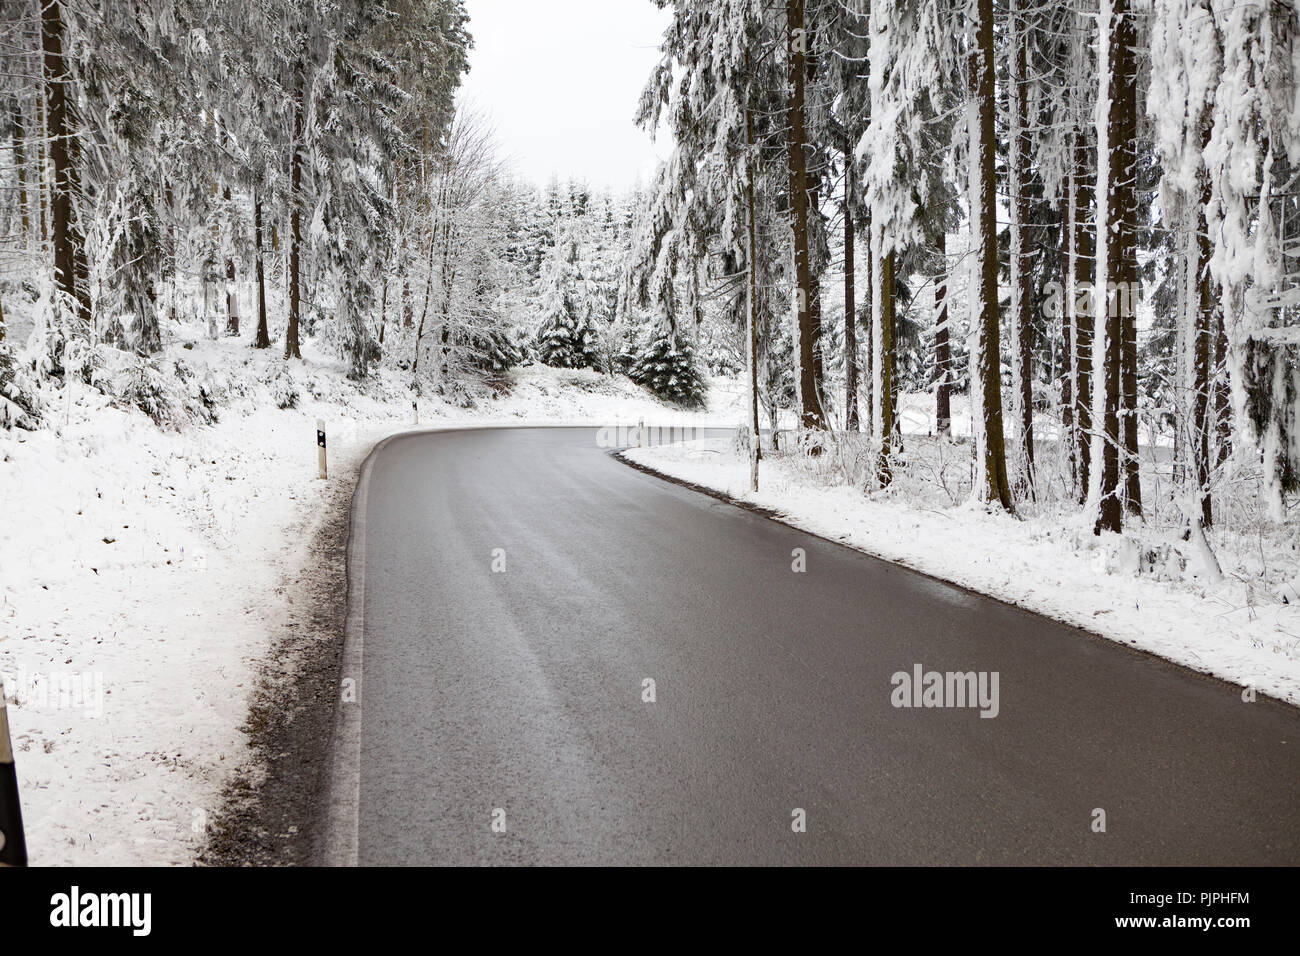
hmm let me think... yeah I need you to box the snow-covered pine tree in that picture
[536,227,601,370]
[627,322,707,409]
[1204,0,1300,521]
[628,0,791,458]
[859,0,958,486]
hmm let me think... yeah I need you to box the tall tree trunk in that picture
[1009,5,1035,496]
[1096,289,1123,535]
[223,187,239,335]
[806,26,826,417]
[935,227,951,437]
[746,87,763,471]
[1193,221,1214,529]
[1060,165,1075,488]
[378,172,399,346]
[219,112,239,337]
[809,182,825,417]
[862,210,873,425]
[38,84,47,245]
[1073,132,1095,503]
[1092,0,1129,534]
[1212,313,1230,467]
[786,0,826,433]
[877,244,896,486]
[1115,2,1141,518]
[42,0,87,326]
[843,137,859,432]
[254,194,270,349]
[970,0,1013,510]
[285,69,304,361]
[412,185,443,378]
[1191,121,1215,528]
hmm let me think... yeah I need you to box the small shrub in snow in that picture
[626,330,707,409]
[268,368,300,410]
[469,326,524,375]
[0,347,40,429]
[112,359,177,427]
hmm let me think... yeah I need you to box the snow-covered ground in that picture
[624,426,1300,707]
[0,331,746,866]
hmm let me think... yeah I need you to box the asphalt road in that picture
[330,426,1300,865]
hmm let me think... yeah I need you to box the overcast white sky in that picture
[457,0,674,192]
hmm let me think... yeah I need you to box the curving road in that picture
[324,426,1300,865]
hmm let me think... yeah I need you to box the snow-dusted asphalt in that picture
[335,426,1300,865]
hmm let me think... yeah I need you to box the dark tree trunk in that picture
[1094,0,1130,534]
[746,88,763,463]
[843,137,858,432]
[972,0,1013,510]
[1060,167,1075,488]
[1012,13,1035,495]
[786,0,826,432]
[1117,0,1142,518]
[1094,0,1141,533]
[254,195,270,349]
[878,246,896,486]
[809,182,825,416]
[42,0,87,326]
[862,207,873,420]
[1073,133,1095,504]
[1191,119,1216,527]
[221,119,239,337]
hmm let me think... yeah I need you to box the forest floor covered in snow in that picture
[624,397,1300,708]
[0,328,746,866]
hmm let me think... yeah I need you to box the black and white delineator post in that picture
[0,677,27,867]
[317,419,327,480]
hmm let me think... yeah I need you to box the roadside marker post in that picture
[317,419,328,480]
[0,677,27,867]
[638,419,644,448]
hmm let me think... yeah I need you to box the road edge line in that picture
[319,434,390,866]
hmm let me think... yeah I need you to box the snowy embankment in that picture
[0,332,744,866]
[623,431,1300,707]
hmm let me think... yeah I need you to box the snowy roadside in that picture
[0,337,744,866]
[622,437,1300,707]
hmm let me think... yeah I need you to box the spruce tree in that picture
[536,233,600,370]
[628,326,707,409]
